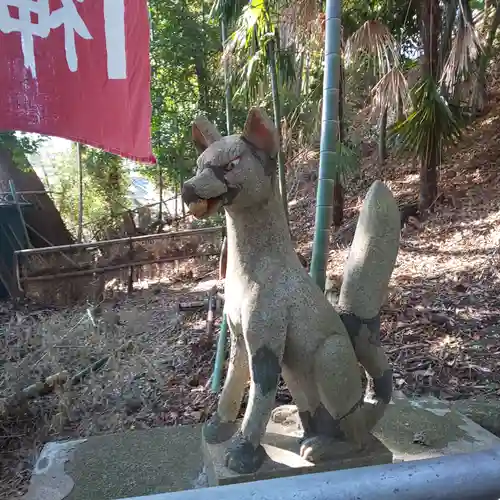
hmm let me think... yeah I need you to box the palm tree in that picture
[392,0,480,212]
[343,1,483,213]
[215,0,293,222]
[344,20,408,165]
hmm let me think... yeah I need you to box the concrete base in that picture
[373,391,500,463]
[23,425,205,500]
[203,415,392,486]
[23,393,500,500]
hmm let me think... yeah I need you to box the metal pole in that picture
[211,314,227,392]
[76,142,84,242]
[115,447,500,500]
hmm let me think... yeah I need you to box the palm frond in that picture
[221,0,268,74]
[390,76,463,158]
[210,0,249,24]
[335,141,361,184]
[278,0,319,49]
[440,16,483,92]
[345,20,399,78]
[371,66,409,116]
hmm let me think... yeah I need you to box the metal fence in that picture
[116,447,500,500]
[14,226,224,305]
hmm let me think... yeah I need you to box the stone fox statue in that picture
[181,108,400,475]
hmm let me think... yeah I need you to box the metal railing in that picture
[116,446,500,500]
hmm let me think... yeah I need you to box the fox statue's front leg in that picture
[203,322,248,445]
[222,310,286,474]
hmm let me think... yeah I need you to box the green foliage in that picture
[48,146,130,240]
[390,76,463,157]
[80,146,130,215]
[0,132,46,170]
[210,0,248,24]
[223,0,295,105]
[147,0,242,191]
[189,212,226,229]
[335,140,362,183]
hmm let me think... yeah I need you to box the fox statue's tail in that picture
[330,180,400,431]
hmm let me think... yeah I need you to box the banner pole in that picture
[76,142,83,242]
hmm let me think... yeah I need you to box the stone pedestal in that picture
[202,407,393,487]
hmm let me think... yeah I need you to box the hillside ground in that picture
[2,93,500,498]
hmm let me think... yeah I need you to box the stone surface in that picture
[202,410,392,487]
[373,391,500,462]
[449,399,500,437]
[23,394,500,499]
[24,425,205,500]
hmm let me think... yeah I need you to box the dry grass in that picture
[0,277,219,498]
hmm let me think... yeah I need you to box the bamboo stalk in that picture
[309,0,342,292]
[76,142,84,242]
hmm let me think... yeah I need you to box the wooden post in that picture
[158,161,163,231]
[127,237,134,294]
[76,142,84,242]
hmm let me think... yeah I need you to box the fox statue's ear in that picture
[242,107,279,157]
[192,116,222,154]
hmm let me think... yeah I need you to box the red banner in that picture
[0,0,156,164]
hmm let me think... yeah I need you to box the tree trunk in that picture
[439,0,458,83]
[195,0,210,116]
[419,0,441,212]
[304,51,311,93]
[332,60,345,228]
[76,143,83,242]
[419,138,439,211]
[0,145,74,247]
[174,180,178,219]
[420,0,440,79]
[180,173,186,218]
[332,172,344,228]
[378,106,388,166]
[296,50,305,98]
[195,58,210,114]
[397,95,405,122]
[158,161,163,231]
[221,17,233,135]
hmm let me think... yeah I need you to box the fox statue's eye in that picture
[227,157,240,171]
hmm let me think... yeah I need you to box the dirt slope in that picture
[289,89,500,401]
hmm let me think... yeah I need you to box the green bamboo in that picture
[268,39,288,223]
[309,0,342,292]
[211,314,228,393]
[221,18,233,136]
